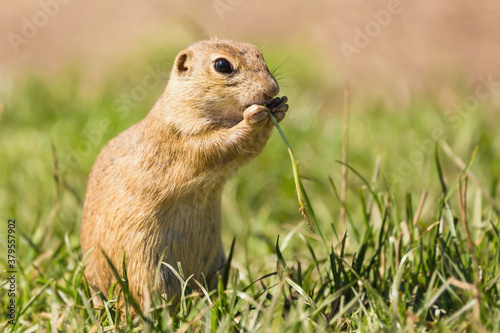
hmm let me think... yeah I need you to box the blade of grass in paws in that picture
[268,113,326,245]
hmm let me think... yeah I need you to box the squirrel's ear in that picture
[174,50,191,75]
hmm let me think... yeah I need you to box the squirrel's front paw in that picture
[270,102,289,123]
[243,104,271,129]
[266,96,289,123]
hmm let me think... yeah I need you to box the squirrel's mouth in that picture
[243,97,274,110]
[243,96,287,110]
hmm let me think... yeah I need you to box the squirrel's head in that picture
[165,38,279,128]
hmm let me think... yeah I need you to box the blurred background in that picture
[2,0,500,102]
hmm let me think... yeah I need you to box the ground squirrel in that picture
[80,38,289,305]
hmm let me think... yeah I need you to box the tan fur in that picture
[80,38,288,305]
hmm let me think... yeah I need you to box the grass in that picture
[1,41,499,332]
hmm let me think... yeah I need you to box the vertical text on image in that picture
[6,219,17,325]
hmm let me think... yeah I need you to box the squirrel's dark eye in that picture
[214,58,233,74]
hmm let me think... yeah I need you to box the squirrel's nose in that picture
[263,81,280,100]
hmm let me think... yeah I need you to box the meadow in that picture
[1,40,499,332]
